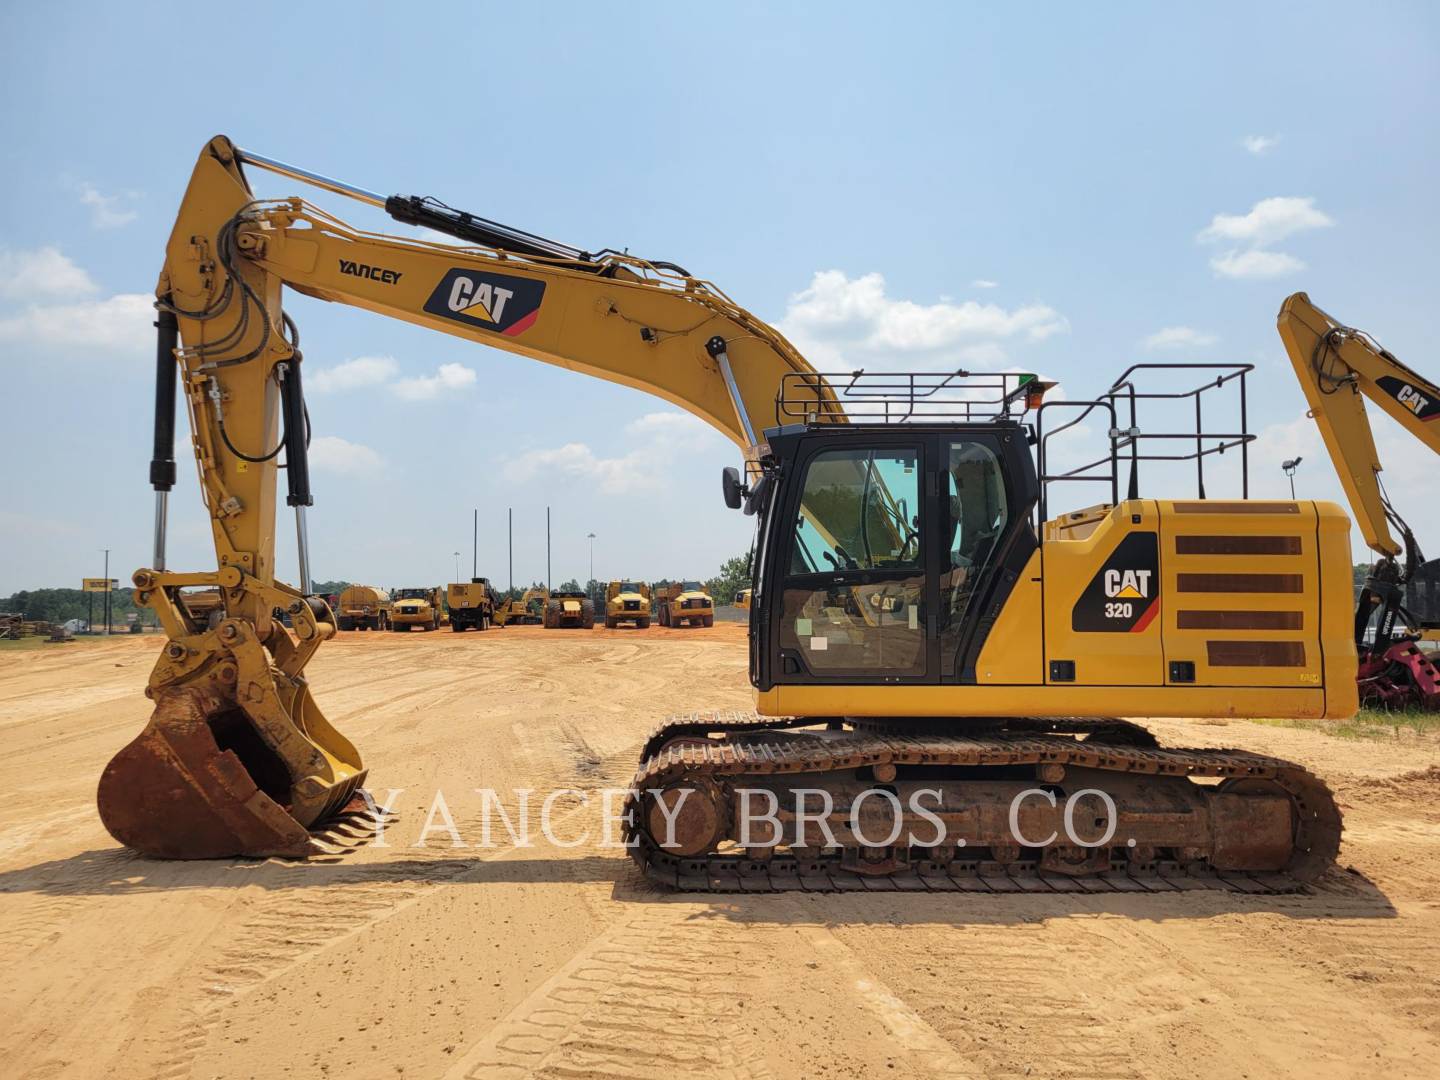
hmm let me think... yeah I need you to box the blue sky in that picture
[1,3,1437,594]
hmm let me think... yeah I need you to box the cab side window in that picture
[941,440,1008,640]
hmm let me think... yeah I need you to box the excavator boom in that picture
[1277,292,1440,707]
[99,136,833,858]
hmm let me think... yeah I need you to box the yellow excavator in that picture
[1278,294,1440,708]
[99,136,1355,890]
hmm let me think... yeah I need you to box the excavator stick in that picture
[97,570,368,859]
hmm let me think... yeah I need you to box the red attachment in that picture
[1357,639,1440,710]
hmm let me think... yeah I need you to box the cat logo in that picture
[1104,568,1152,599]
[1396,384,1430,417]
[1378,374,1440,422]
[447,277,512,323]
[423,268,545,337]
[1073,532,1160,633]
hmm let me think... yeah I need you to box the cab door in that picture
[772,439,936,684]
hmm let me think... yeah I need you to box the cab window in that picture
[941,440,1008,636]
[780,447,925,677]
[790,449,921,574]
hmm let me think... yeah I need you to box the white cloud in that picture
[1197,197,1331,282]
[504,410,721,496]
[308,435,384,475]
[308,355,399,393]
[624,410,722,442]
[1209,249,1306,280]
[392,362,478,401]
[504,442,654,495]
[0,292,154,352]
[0,247,150,355]
[1142,326,1218,350]
[73,182,139,229]
[970,279,999,289]
[1198,196,1333,247]
[1241,134,1279,156]
[305,355,478,400]
[0,246,99,300]
[778,270,1066,370]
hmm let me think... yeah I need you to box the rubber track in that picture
[621,713,1341,895]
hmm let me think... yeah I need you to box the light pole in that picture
[587,532,596,582]
[1281,456,1303,499]
[453,551,460,582]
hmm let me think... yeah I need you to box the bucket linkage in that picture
[98,567,366,859]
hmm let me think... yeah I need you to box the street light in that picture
[453,551,461,582]
[587,532,596,582]
[1281,456,1303,499]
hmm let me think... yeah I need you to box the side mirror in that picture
[721,466,746,510]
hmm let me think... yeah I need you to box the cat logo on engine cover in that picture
[1072,531,1160,633]
[423,269,544,336]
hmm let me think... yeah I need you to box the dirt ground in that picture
[2,626,1437,1080]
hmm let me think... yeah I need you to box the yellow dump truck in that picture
[447,578,497,632]
[734,588,752,610]
[604,580,652,629]
[391,586,444,631]
[544,589,596,629]
[495,587,547,626]
[653,580,714,627]
[336,585,393,631]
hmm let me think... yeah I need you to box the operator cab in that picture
[745,419,1038,690]
[727,369,1049,691]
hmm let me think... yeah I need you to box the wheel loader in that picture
[101,136,1385,892]
[603,580,651,628]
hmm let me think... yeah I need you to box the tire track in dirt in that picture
[0,847,137,960]
[149,794,607,1080]
[442,906,775,1080]
[147,854,483,1080]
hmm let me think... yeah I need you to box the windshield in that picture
[618,581,641,593]
[681,581,704,591]
[396,588,429,599]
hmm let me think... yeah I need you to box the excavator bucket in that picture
[98,685,367,859]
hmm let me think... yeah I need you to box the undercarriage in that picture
[622,713,1341,894]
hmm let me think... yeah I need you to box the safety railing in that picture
[1036,362,1254,523]
[775,369,1045,426]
